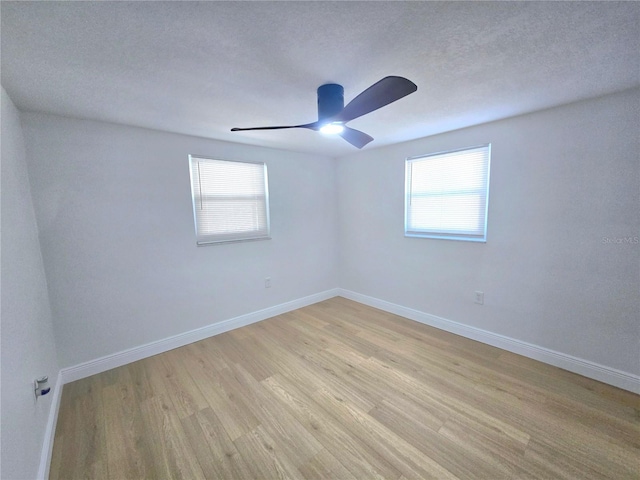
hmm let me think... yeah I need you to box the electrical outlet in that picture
[265,277,271,288]
[474,291,484,305]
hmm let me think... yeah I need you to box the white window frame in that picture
[405,144,491,242]
[189,155,271,246]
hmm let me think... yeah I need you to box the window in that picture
[189,155,270,245]
[405,144,491,242]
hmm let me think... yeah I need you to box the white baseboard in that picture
[57,285,639,392]
[37,370,63,480]
[60,288,340,384]
[338,289,640,394]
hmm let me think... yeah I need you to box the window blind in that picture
[189,156,270,245]
[405,144,490,242]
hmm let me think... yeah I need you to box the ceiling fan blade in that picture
[340,127,374,149]
[336,76,417,123]
[231,122,319,132]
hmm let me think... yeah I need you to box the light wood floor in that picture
[50,297,640,479]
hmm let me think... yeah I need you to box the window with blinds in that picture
[405,144,491,242]
[189,155,270,245]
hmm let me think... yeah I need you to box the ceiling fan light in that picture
[320,123,344,135]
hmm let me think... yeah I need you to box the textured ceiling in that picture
[2,1,639,156]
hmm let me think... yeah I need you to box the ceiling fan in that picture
[231,76,417,149]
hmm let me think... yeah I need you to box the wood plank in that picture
[223,363,324,467]
[180,407,254,479]
[261,374,402,480]
[369,399,502,480]
[138,394,206,479]
[158,349,209,418]
[233,425,303,479]
[49,376,108,479]
[177,344,260,441]
[298,449,358,480]
[102,377,156,479]
[311,387,459,480]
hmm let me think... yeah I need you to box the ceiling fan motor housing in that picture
[317,84,344,122]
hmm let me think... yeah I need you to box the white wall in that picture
[337,88,640,375]
[1,87,60,479]
[13,88,639,381]
[21,113,338,368]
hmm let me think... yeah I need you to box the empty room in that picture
[1,1,639,479]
